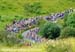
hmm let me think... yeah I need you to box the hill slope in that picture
[0,0,75,30]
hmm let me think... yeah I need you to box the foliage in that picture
[61,12,75,38]
[66,12,75,28]
[0,31,21,46]
[17,32,23,39]
[39,22,61,39]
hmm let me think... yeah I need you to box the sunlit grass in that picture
[0,43,46,52]
[0,38,75,52]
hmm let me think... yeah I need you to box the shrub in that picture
[0,31,21,46]
[66,12,75,28]
[60,27,75,38]
[39,22,61,39]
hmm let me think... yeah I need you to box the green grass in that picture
[0,0,75,51]
[0,38,75,52]
[46,38,75,52]
[0,0,75,15]
[0,42,46,52]
[0,0,75,30]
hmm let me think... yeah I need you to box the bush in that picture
[66,12,75,28]
[39,22,61,39]
[60,27,75,38]
[0,31,21,46]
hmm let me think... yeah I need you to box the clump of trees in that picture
[60,12,75,38]
[66,12,75,28]
[39,22,61,39]
[39,12,75,39]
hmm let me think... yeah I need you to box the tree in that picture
[39,22,61,39]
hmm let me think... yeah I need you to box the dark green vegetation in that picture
[60,12,75,38]
[39,12,75,39]
[39,22,61,39]
[66,12,75,28]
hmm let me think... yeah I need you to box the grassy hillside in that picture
[0,0,75,15]
[0,38,75,52]
[0,0,75,30]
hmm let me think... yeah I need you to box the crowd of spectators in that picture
[6,8,74,33]
[5,8,74,43]
[6,17,40,33]
[45,8,74,21]
[22,27,41,43]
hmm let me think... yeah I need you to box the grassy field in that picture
[0,0,75,52]
[0,38,75,52]
[46,38,75,52]
[0,0,75,29]
[0,42,46,52]
[0,0,75,16]
[0,0,75,30]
